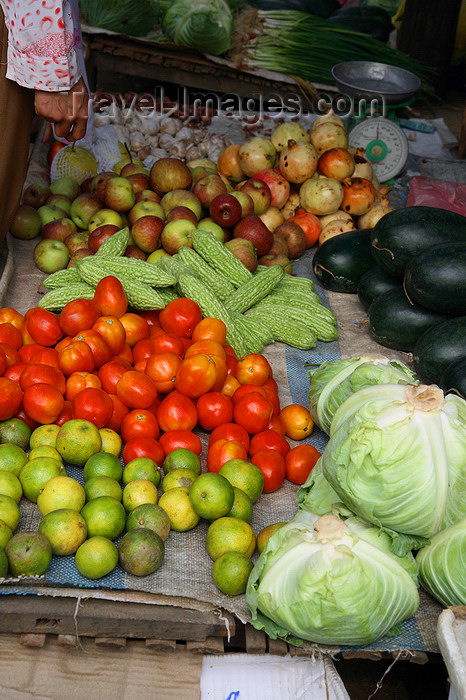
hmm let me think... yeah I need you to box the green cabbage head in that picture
[246,509,419,646]
[162,0,233,56]
[416,517,466,607]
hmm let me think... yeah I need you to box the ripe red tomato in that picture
[0,342,19,368]
[249,429,290,458]
[23,382,65,425]
[105,393,130,432]
[159,298,202,339]
[112,343,133,365]
[233,391,273,435]
[174,354,218,399]
[122,436,164,466]
[235,353,270,386]
[0,307,24,330]
[19,363,66,395]
[118,312,150,347]
[26,308,63,347]
[116,370,158,409]
[267,414,286,435]
[65,371,102,401]
[232,383,268,404]
[93,276,128,318]
[185,339,226,361]
[263,385,280,415]
[0,346,7,376]
[98,360,132,394]
[0,322,22,350]
[92,316,126,355]
[132,338,153,365]
[59,298,100,337]
[158,429,202,456]
[220,375,240,398]
[250,448,286,493]
[18,343,46,364]
[279,404,314,440]
[13,406,38,431]
[196,392,234,431]
[208,422,250,452]
[72,330,112,370]
[58,340,95,376]
[206,438,248,474]
[55,399,73,427]
[144,352,183,395]
[0,377,23,420]
[150,332,184,357]
[191,317,227,345]
[156,390,198,432]
[137,310,160,327]
[285,444,321,485]
[29,347,60,368]
[121,408,160,442]
[71,387,113,428]
[4,362,27,383]
[225,354,238,376]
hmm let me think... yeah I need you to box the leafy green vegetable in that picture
[79,0,160,37]
[307,354,417,435]
[298,384,466,544]
[416,518,466,607]
[246,509,419,646]
[161,0,233,56]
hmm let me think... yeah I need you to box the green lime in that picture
[212,551,253,595]
[5,531,52,576]
[158,487,200,532]
[0,471,22,503]
[80,496,126,540]
[28,445,63,463]
[189,472,234,520]
[162,468,198,493]
[83,452,123,482]
[219,458,265,503]
[37,475,86,516]
[126,503,170,541]
[0,443,28,477]
[56,419,102,466]
[84,476,122,502]
[0,494,20,531]
[122,457,161,487]
[118,528,164,576]
[0,418,31,450]
[205,517,256,561]
[163,448,201,476]
[226,487,253,523]
[122,479,158,513]
[20,457,66,503]
[75,536,119,580]
[29,424,60,450]
[0,518,13,549]
[38,508,88,556]
[0,547,7,577]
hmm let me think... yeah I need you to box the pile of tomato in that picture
[0,276,320,492]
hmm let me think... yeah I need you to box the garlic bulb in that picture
[137,146,152,161]
[151,148,169,160]
[130,131,145,152]
[186,145,201,161]
[170,140,187,158]
[193,128,208,145]
[158,133,176,151]
[176,126,194,142]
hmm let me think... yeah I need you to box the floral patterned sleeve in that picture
[0,0,82,91]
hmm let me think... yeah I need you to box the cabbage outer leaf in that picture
[162,0,232,55]
[416,517,466,607]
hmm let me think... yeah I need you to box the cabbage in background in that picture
[416,518,466,607]
[79,0,161,37]
[246,508,419,646]
[161,0,233,55]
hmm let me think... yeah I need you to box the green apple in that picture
[50,176,80,200]
[88,208,124,234]
[33,239,70,273]
[10,205,42,240]
[70,193,101,230]
[37,204,69,228]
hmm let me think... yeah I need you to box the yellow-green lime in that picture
[80,496,126,540]
[257,522,287,554]
[0,443,28,477]
[5,531,52,576]
[0,494,20,531]
[19,457,65,503]
[126,503,170,541]
[0,471,22,503]
[38,508,88,555]
[75,536,119,580]
[162,467,198,493]
[98,428,122,457]
[28,445,63,463]
[212,551,254,596]
[0,418,31,450]
[0,518,13,548]
[226,487,253,523]
[122,457,161,487]
[219,459,264,503]
[189,472,234,520]
[158,487,200,532]
[205,516,256,561]
[163,448,201,476]
[29,424,60,449]
[55,419,102,466]
[84,476,122,502]
[122,478,158,513]
[0,546,7,578]
[37,475,86,516]
[118,527,164,576]
[83,452,123,482]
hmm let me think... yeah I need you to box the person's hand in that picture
[35,76,89,143]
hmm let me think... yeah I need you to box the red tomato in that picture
[121,409,160,442]
[98,360,132,394]
[262,376,278,393]
[285,444,321,485]
[23,383,64,425]
[249,429,290,458]
[220,375,241,398]
[156,390,198,433]
[13,406,38,431]
[208,422,250,452]
[92,316,126,355]
[71,387,113,428]
[19,363,66,395]
[209,354,227,393]
[118,312,150,347]
[18,343,46,364]
[0,342,19,368]
[279,404,314,440]
[137,310,160,327]
[149,325,165,340]
[250,449,286,493]
[54,336,73,354]
[158,429,202,457]
[93,276,128,318]
[132,338,153,365]
[145,352,182,394]
[191,317,227,345]
[29,347,60,368]
[225,354,238,376]
[133,359,148,373]
[112,343,133,365]
[159,298,202,339]
[0,377,23,420]
[72,329,112,370]
[116,370,158,409]
[0,346,7,376]
[55,399,73,427]
[234,391,274,435]
[0,323,22,350]
[122,436,164,466]
[105,393,130,432]
[196,392,234,431]
[206,439,248,474]
[150,332,184,357]
[267,414,286,436]
[4,362,27,383]
[224,344,237,359]
[185,339,226,361]
[174,354,218,399]
[59,298,100,337]
[235,353,270,386]
[232,383,268,404]
[20,320,35,346]
[26,308,63,347]
[0,307,23,330]
[263,385,280,415]
[65,371,102,401]
[58,340,95,377]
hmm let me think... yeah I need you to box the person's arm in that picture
[35,76,89,142]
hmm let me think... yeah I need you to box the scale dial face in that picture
[349,117,409,182]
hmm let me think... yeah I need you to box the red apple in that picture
[274,221,307,260]
[135,189,161,204]
[166,206,198,225]
[41,217,78,242]
[125,245,147,260]
[87,224,121,254]
[258,253,292,273]
[160,189,202,220]
[209,193,242,227]
[129,200,164,226]
[150,157,192,194]
[92,171,116,204]
[230,190,254,218]
[126,172,151,194]
[269,234,289,257]
[68,248,93,266]
[81,177,94,193]
[161,219,195,255]
[131,216,164,253]
[254,168,290,209]
[10,205,42,239]
[64,232,90,256]
[47,141,66,168]
[236,178,272,216]
[120,162,149,177]
[233,215,274,257]
[104,177,135,212]
[70,193,101,230]
[224,238,258,272]
[22,183,51,209]
[192,174,227,208]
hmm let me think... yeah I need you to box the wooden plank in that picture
[244,624,267,655]
[342,650,383,661]
[267,637,289,656]
[186,637,225,655]
[145,638,177,652]
[57,635,78,647]
[20,633,46,648]
[95,637,127,649]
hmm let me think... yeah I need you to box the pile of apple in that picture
[10,112,393,276]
